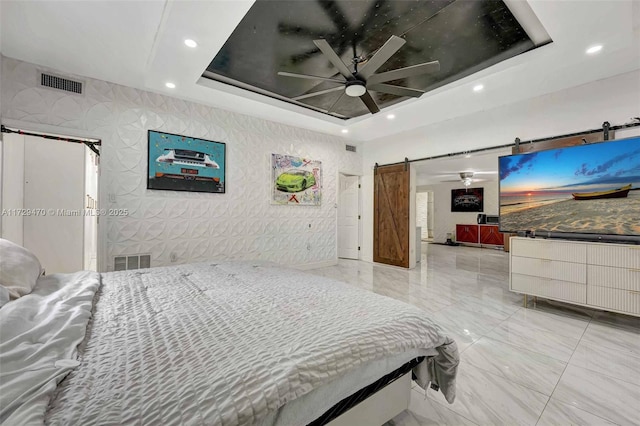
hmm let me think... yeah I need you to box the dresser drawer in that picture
[511,273,586,304]
[512,256,586,284]
[587,265,640,291]
[511,238,587,263]
[587,244,640,269]
[587,285,640,315]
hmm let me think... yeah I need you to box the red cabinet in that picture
[456,224,479,244]
[479,225,504,245]
[456,224,504,246]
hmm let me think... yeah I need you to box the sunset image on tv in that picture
[499,136,640,236]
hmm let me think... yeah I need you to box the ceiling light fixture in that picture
[586,44,603,54]
[387,114,396,120]
[184,39,198,48]
[341,129,349,134]
[465,154,471,158]
[345,81,366,97]
[463,177,472,187]
[473,84,484,92]
[165,82,176,89]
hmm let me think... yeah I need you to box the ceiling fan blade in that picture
[359,91,380,114]
[367,83,424,98]
[293,86,344,101]
[313,39,354,80]
[358,35,406,79]
[367,61,440,85]
[277,71,345,84]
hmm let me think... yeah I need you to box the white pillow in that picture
[0,239,43,300]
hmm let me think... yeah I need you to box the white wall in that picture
[1,57,362,271]
[418,181,499,244]
[361,70,640,261]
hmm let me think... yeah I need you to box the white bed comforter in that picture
[1,261,458,425]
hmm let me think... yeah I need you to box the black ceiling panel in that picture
[203,0,547,119]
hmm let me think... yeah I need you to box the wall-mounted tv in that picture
[499,136,640,240]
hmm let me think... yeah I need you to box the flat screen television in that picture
[499,136,640,241]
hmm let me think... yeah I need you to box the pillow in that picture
[0,239,43,300]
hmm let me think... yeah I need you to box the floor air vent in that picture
[346,144,357,152]
[114,254,151,271]
[40,72,83,94]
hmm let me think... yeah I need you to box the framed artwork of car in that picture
[451,188,484,212]
[147,130,225,193]
[272,154,322,205]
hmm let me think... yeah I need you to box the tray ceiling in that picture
[204,0,548,119]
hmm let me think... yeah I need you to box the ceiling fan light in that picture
[345,81,366,97]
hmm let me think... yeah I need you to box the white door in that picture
[24,135,85,273]
[338,174,359,259]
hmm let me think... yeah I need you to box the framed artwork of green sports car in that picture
[272,154,322,205]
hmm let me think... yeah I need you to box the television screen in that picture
[147,130,226,193]
[499,136,640,237]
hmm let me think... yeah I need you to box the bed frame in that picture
[327,373,411,426]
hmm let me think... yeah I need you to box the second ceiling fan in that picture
[278,35,440,115]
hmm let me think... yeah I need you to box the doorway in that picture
[416,190,434,241]
[337,173,360,259]
[1,133,99,273]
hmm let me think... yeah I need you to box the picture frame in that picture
[147,130,226,193]
[271,154,322,205]
[451,188,484,212]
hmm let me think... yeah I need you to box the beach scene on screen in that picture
[499,137,640,235]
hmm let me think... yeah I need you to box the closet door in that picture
[24,136,85,273]
[374,164,410,268]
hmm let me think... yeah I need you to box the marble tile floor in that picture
[309,243,640,426]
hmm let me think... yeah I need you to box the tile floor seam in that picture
[409,387,481,426]
[460,356,557,399]
[534,311,596,425]
[458,304,523,354]
[569,341,640,388]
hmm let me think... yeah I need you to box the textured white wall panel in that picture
[1,57,362,270]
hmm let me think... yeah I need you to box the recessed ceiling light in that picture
[165,82,176,89]
[586,44,603,54]
[473,84,484,92]
[387,114,396,119]
[341,129,349,134]
[184,39,198,48]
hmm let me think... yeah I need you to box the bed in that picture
[0,239,458,425]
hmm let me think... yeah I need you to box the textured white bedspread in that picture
[2,261,458,425]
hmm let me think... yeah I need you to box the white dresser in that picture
[509,237,640,316]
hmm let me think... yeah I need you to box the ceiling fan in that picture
[277,35,440,114]
[440,172,495,187]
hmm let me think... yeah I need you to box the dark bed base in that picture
[308,356,425,426]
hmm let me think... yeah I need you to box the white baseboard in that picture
[294,259,338,270]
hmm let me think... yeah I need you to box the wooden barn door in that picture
[374,163,410,267]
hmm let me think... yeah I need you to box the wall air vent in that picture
[40,72,83,94]
[114,254,151,271]
[346,144,357,152]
